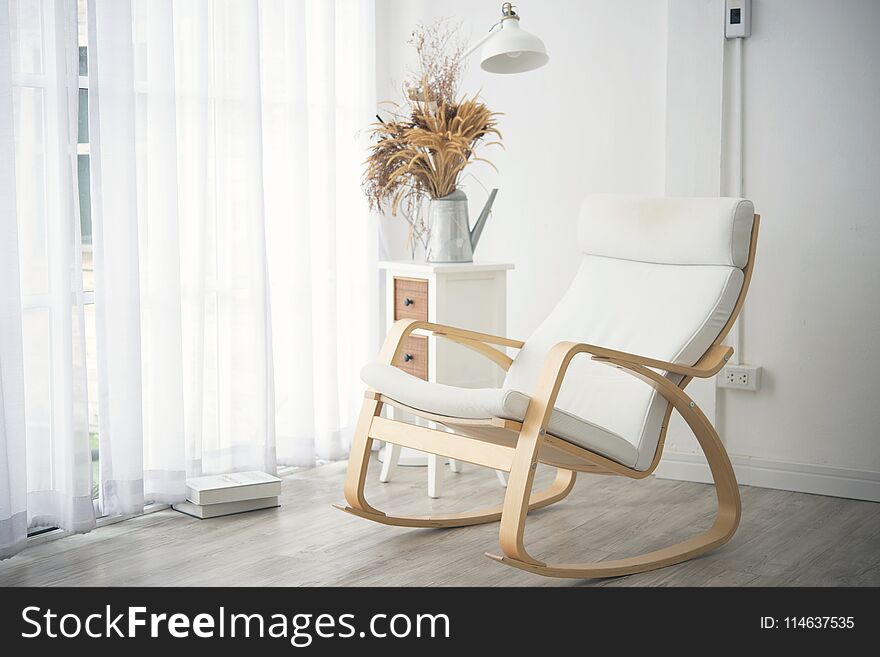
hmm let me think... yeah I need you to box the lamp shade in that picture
[480,18,548,74]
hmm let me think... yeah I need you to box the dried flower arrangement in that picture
[363,19,502,254]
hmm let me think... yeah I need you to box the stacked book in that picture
[172,471,282,519]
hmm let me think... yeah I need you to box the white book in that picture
[173,496,280,519]
[185,471,282,505]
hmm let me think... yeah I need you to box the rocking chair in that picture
[336,195,759,579]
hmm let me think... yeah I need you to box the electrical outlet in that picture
[718,364,762,391]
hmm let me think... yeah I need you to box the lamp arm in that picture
[461,24,501,60]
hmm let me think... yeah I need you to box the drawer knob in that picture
[403,353,414,362]
[404,297,414,306]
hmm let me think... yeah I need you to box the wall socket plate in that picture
[718,364,762,391]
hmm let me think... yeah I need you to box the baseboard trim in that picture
[654,452,880,502]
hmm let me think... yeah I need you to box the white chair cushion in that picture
[579,195,755,267]
[504,259,744,471]
[361,362,639,468]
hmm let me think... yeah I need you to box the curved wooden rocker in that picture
[337,201,759,579]
[485,346,742,578]
[335,465,576,529]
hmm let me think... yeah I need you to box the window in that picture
[10,0,103,537]
[76,0,101,513]
[19,0,99,535]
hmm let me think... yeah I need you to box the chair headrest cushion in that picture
[578,195,755,268]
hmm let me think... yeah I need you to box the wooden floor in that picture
[2,457,879,586]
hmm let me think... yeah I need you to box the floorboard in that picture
[1,457,878,586]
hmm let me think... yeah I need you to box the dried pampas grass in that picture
[363,19,502,215]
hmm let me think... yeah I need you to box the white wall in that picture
[653,0,880,500]
[724,0,880,478]
[374,0,880,499]
[375,0,668,339]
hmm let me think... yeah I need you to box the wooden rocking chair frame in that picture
[336,216,759,579]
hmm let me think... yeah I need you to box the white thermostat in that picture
[725,0,751,38]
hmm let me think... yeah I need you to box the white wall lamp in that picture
[462,2,549,74]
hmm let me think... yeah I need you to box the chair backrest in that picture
[504,195,756,471]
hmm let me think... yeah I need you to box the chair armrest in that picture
[585,343,733,378]
[377,319,525,370]
[518,340,732,443]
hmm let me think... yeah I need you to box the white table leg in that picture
[449,459,462,473]
[379,443,401,483]
[427,453,444,498]
[495,470,508,487]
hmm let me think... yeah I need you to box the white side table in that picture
[378,260,513,497]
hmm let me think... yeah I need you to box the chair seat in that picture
[361,363,639,468]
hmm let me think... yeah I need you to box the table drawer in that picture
[393,277,429,321]
[393,335,428,380]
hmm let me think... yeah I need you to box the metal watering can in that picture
[425,188,498,263]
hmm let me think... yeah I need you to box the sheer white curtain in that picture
[262,0,379,465]
[89,0,378,516]
[0,0,376,556]
[1,0,95,559]
[0,0,27,559]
